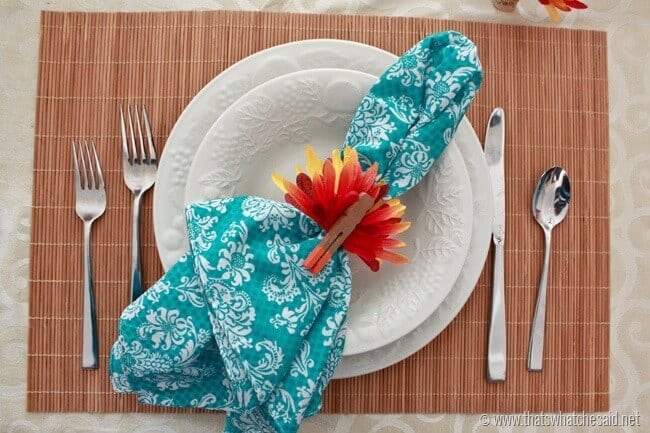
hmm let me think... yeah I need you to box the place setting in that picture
[27,8,609,430]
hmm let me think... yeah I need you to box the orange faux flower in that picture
[273,146,410,272]
[538,0,587,23]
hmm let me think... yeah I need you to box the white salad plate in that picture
[154,39,492,371]
[334,116,493,377]
[184,68,474,356]
[154,39,397,269]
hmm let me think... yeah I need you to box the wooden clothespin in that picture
[304,192,375,274]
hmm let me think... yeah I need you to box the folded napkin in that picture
[110,31,482,433]
[345,31,483,197]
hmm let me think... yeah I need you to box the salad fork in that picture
[72,139,106,369]
[119,104,157,302]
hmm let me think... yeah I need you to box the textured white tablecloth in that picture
[1,1,648,432]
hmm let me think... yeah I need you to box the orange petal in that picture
[359,221,410,236]
[378,238,407,249]
[550,0,570,12]
[362,201,406,225]
[376,250,409,264]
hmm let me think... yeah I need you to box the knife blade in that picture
[484,107,506,382]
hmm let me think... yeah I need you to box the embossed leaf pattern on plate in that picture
[155,41,399,269]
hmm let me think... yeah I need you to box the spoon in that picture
[527,167,571,371]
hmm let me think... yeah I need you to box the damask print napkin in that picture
[109,31,482,433]
[345,31,482,198]
[111,197,350,432]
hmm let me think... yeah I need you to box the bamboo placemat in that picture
[28,10,609,413]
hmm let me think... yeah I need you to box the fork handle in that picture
[130,192,144,302]
[82,221,99,369]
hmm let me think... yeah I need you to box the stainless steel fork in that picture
[72,139,106,369]
[119,104,157,302]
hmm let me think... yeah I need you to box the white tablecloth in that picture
[1,1,647,432]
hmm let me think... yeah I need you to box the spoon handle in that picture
[528,229,552,371]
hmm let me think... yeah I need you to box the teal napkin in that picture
[111,197,349,432]
[345,31,483,197]
[109,31,482,433]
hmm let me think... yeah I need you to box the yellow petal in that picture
[330,148,342,166]
[545,4,561,22]
[343,147,354,163]
[368,197,402,213]
[384,198,401,207]
[331,148,343,168]
[295,165,304,175]
[305,145,323,177]
[272,172,289,193]
[331,149,345,193]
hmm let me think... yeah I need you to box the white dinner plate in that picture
[154,40,397,269]
[334,116,493,377]
[184,68,473,356]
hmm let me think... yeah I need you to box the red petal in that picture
[284,183,317,219]
[376,184,389,200]
[311,173,326,203]
[322,159,336,197]
[343,237,381,272]
[337,160,356,196]
[356,163,378,192]
[296,172,313,197]
[565,0,587,8]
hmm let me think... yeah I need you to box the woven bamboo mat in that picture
[28,10,609,413]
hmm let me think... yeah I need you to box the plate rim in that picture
[334,116,493,377]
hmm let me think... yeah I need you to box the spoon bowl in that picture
[532,166,571,233]
[527,166,571,372]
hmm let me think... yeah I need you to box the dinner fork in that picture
[72,139,106,369]
[120,104,157,302]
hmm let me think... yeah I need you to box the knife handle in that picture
[488,243,506,381]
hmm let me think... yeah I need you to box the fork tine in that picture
[127,104,138,164]
[134,105,147,164]
[77,139,88,189]
[83,139,96,190]
[119,104,130,164]
[142,105,157,163]
[90,140,104,189]
[72,139,82,190]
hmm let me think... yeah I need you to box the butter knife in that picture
[484,107,506,382]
